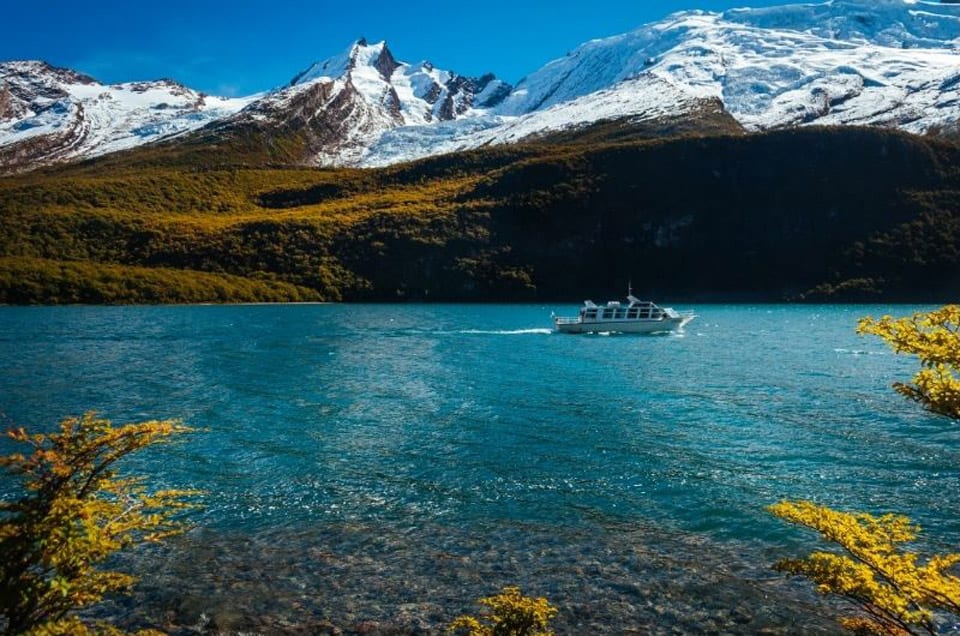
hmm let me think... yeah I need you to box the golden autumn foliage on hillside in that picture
[2,127,959,303]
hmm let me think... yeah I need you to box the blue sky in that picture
[3,0,789,96]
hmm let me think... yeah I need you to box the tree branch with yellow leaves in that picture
[0,412,201,636]
[858,305,960,420]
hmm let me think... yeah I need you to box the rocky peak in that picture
[474,74,512,109]
[290,39,402,87]
[372,42,399,80]
[1,60,98,88]
[345,39,400,80]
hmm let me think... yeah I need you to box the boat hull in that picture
[554,315,692,334]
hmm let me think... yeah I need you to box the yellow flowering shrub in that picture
[0,413,200,635]
[448,586,558,636]
[858,305,960,419]
[769,500,960,635]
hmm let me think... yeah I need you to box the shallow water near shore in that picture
[1,304,958,634]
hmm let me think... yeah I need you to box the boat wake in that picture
[833,348,886,356]
[456,328,553,336]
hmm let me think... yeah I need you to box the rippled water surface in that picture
[1,304,958,634]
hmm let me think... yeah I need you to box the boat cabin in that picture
[581,297,665,322]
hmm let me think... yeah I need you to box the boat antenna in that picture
[628,279,632,297]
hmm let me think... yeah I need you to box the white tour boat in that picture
[553,292,695,334]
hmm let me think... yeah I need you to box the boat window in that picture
[627,308,639,319]
[602,308,614,319]
[585,309,598,320]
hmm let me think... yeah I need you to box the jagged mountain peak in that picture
[289,39,399,86]
[234,39,513,166]
[1,60,96,83]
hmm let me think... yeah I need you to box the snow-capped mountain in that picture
[1,0,958,174]
[496,0,960,132]
[363,0,960,166]
[219,38,512,166]
[0,61,254,172]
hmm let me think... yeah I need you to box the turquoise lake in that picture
[1,304,958,634]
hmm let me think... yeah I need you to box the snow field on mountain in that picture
[0,62,255,160]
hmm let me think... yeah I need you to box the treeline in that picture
[0,256,319,304]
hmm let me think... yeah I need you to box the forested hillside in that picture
[2,126,958,303]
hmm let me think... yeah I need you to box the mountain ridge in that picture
[1,0,959,173]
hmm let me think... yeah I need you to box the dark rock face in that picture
[219,68,409,164]
[429,74,513,121]
[0,82,26,121]
[420,81,443,106]
[283,80,370,155]
[373,44,400,80]
[404,68,512,122]
[381,85,403,120]
[475,73,512,108]
[2,62,71,104]
[436,76,472,121]
[221,78,346,162]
